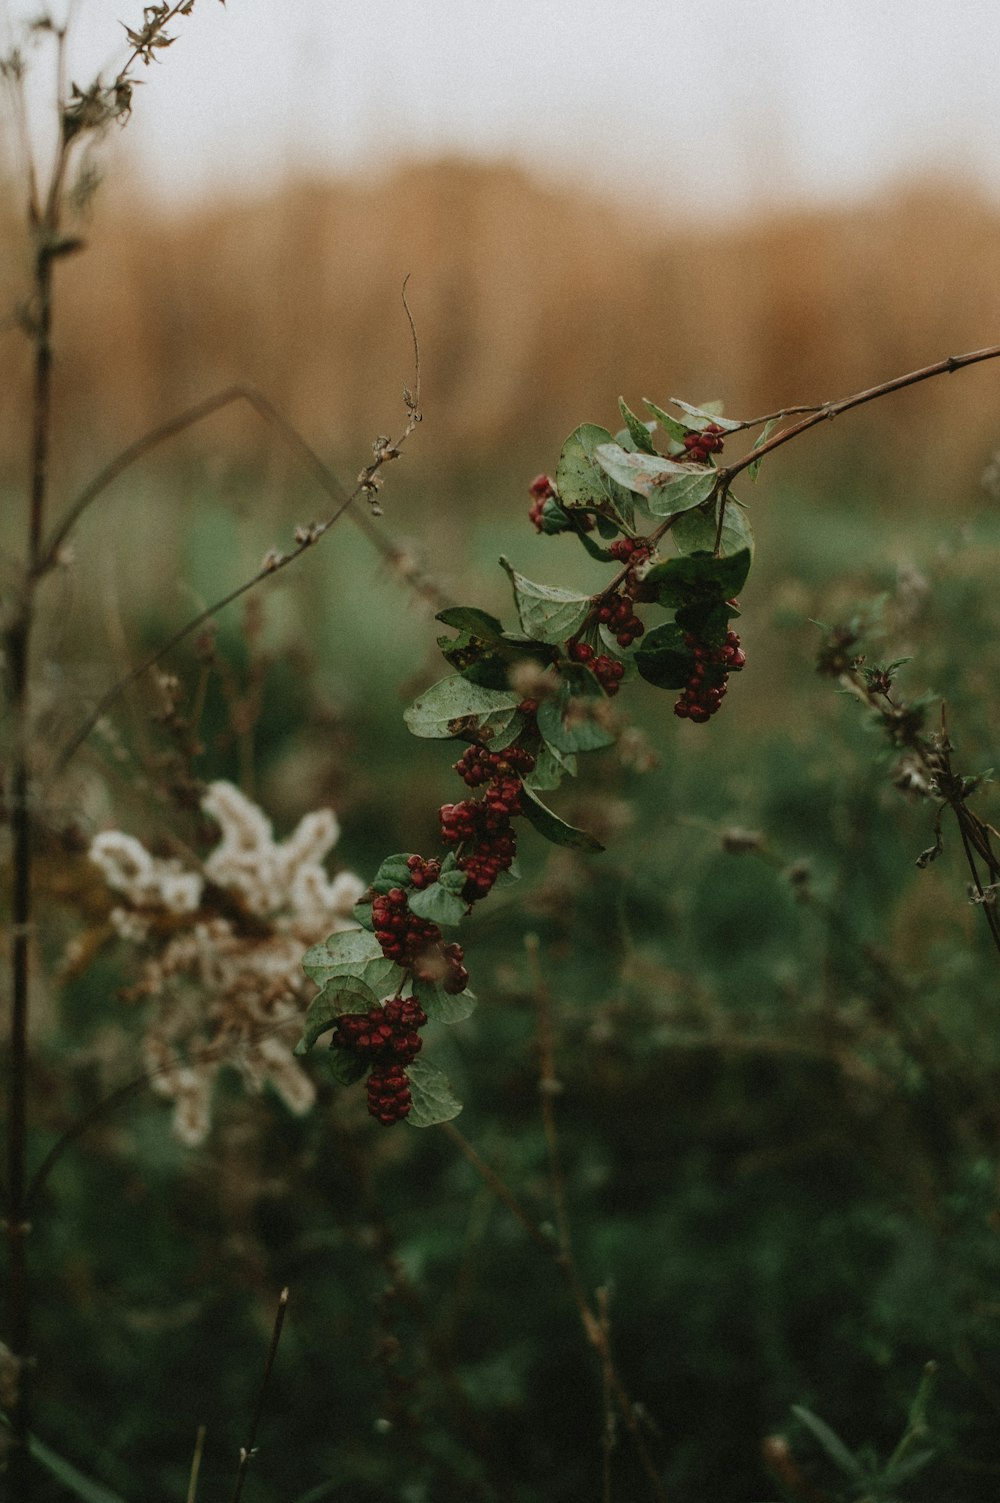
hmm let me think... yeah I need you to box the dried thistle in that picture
[89,781,364,1144]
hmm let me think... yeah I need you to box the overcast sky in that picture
[4,0,1000,216]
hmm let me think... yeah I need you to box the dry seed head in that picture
[507,660,559,701]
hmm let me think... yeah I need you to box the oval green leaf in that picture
[644,548,752,605]
[302,928,399,994]
[412,979,478,1023]
[672,498,754,561]
[525,743,578,792]
[593,443,718,517]
[634,623,695,690]
[404,676,522,739]
[327,1048,368,1086]
[499,558,591,645]
[406,1056,463,1127]
[554,423,635,527]
[520,785,604,852]
[668,398,744,432]
[297,974,381,1054]
[537,684,616,754]
[408,881,467,927]
[618,396,657,454]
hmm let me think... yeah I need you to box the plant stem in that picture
[230,1288,289,1503]
[4,219,59,1503]
[722,342,1000,485]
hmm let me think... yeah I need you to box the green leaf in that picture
[404,675,522,739]
[554,423,635,528]
[437,865,468,893]
[634,623,695,690]
[412,979,478,1022]
[408,881,467,927]
[571,524,617,562]
[672,498,754,561]
[369,853,415,894]
[435,607,531,688]
[520,785,604,852]
[481,711,529,752]
[353,899,374,931]
[618,396,657,454]
[27,1436,130,1503]
[644,468,719,518]
[537,681,616,754]
[883,1447,936,1485]
[525,743,578,791]
[594,442,693,493]
[668,398,743,432]
[643,398,690,451]
[297,975,381,1053]
[327,1048,368,1086]
[791,1406,864,1479]
[406,1056,463,1127]
[593,443,718,517]
[675,600,731,647]
[644,548,752,605]
[500,558,591,645]
[435,605,505,638]
[747,417,779,480]
[302,928,399,994]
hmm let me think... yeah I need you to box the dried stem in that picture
[831,664,1000,971]
[442,942,670,1503]
[229,1287,289,1503]
[723,342,1000,480]
[48,369,431,780]
[3,109,64,1503]
[438,1121,553,1253]
[21,1013,306,1215]
[526,935,669,1503]
[185,1424,207,1503]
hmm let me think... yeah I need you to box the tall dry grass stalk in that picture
[2,162,998,506]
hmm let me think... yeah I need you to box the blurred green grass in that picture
[12,450,1000,1502]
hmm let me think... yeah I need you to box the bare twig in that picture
[47,376,434,780]
[230,1287,289,1503]
[526,935,670,1503]
[720,343,1000,486]
[186,1424,207,1503]
[438,1122,554,1254]
[443,941,670,1502]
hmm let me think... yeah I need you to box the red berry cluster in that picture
[373,887,441,966]
[568,640,626,696]
[608,537,650,566]
[331,996,427,1065]
[682,422,725,464]
[528,473,557,530]
[527,473,595,533]
[453,743,535,789]
[331,996,428,1126]
[440,761,525,902]
[594,590,645,647]
[405,854,440,889]
[673,629,746,723]
[372,886,469,992]
[366,1067,413,1126]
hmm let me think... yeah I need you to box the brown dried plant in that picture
[0,6,432,1491]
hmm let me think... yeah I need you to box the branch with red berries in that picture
[297,394,755,1125]
[297,350,1000,1126]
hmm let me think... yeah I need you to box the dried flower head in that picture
[89,781,364,1144]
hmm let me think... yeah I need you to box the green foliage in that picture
[499,557,592,643]
[555,422,635,528]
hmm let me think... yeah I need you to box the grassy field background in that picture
[4,162,1000,1501]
